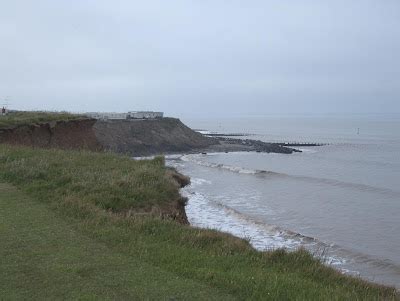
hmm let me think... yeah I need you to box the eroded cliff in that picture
[93,117,217,156]
[0,119,102,151]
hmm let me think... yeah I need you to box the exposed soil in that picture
[0,119,102,151]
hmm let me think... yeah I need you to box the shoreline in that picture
[171,151,400,290]
[183,182,399,290]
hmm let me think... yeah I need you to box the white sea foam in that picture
[190,177,212,186]
[134,154,185,161]
[182,184,346,267]
[165,154,185,160]
[196,130,213,135]
[181,154,400,197]
[181,154,275,175]
[183,190,300,250]
[296,148,318,153]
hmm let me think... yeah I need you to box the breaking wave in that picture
[183,188,346,266]
[183,186,400,281]
[181,154,400,197]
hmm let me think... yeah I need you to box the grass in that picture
[0,144,398,300]
[0,146,180,213]
[0,183,232,300]
[0,111,85,129]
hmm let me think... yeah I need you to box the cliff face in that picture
[0,119,102,151]
[94,118,217,156]
[0,117,217,156]
[0,117,297,156]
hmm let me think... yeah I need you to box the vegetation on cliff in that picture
[0,111,102,151]
[0,111,84,129]
[0,145,397,300]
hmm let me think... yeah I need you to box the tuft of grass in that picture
[0,145,180,213]
[0,111,85,129]
[0,145,398,300]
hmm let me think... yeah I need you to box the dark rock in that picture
[94,118,217,156]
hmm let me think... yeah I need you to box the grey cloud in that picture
[0,0,399,117]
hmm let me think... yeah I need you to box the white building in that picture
[86,111,163,120]
[128,111,164,119]
[86,112,128,120]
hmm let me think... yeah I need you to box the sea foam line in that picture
[172,157,400,287]
[181,154,400,197]
[182,180,346,267]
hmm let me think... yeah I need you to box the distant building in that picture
[86,112,128,120]
[86,111,163,120]
[128,111,163,119]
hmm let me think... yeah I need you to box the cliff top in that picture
[0,111,86,129]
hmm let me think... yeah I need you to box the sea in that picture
[165,115,400,288]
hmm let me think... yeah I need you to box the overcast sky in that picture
[1,0,399,118]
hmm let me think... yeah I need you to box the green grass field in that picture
[0,183,233,300]
[0,111,84,129]
[0,145,397,300]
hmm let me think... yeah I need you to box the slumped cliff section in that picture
[93,118,297,156]
[0,119,102,151]
[94,117,217,156]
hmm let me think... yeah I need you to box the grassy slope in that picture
[0,145,397,300]
[0,111,84,129]
[0,183,233,300]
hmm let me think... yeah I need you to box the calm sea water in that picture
[167,116,400,288]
